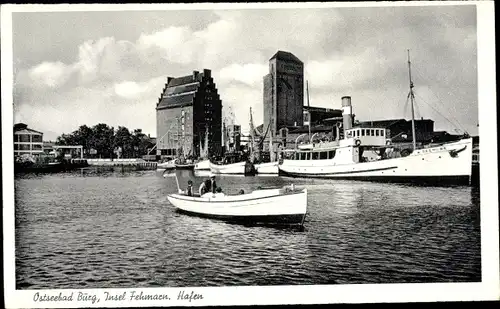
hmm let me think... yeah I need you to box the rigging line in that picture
[413,92,465,133]
[411,66,467,132]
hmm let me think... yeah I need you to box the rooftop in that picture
[270,51,303,64]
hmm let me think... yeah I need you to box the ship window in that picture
[376,130,380,136]
[300,152,306,160]
[320,151,327,159]
[361,129,365,136]
[312,152,319,160]
[356,130,359,137]
[381,130,385,137]
[328,150,336,159]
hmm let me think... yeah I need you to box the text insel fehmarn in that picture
[178,290,203,302]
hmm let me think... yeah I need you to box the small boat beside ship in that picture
[210,161,247,175]
[157,159,176,170]
[167,185,308,226]
[254,161,279,175]
[194,159,210,171]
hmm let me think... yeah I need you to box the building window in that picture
[32,135,42,143]
[19,135,30,142]
[19,144,30,150]
[33,144,42,150]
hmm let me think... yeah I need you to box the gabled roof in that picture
[157,92,196,110]
[270,51,303,64]
[167,75,195,88]
[14,128,43,135]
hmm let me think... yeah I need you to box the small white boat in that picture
[255,161,279,175]
[157,159,176,170]
[210,161,246,175]
[194,159,210,171]
[167,186,307,226]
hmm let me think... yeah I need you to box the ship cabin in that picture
[344,127,390,147]
[281,127,391,162]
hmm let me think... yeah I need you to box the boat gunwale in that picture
[168,188,307,204]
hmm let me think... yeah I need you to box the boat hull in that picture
[194,159,210,171]
[175,163,195,170]
[255,162,279,175]
[167,188,307,225]
[279,138,473,186]
[157,160,176,170]
[210,161,246,174]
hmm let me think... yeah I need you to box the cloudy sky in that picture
[11,4,478,141]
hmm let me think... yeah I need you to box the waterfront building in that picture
[263,51,304,136]
[156,69,222,158]
[14,123,44,157]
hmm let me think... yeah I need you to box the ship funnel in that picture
[341,96,353,130]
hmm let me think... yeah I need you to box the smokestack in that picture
[341,96,352,131]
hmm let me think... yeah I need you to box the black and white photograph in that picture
[2,1,498,307]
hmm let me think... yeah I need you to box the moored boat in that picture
[210,161,246,175]
[167,186,308,226]
[157,159,176,170]
[194,159,210,171]
[279,52,473,186]
[175,162,195,170]
[255,161,279,175]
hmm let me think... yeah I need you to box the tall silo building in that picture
[263,51,304,136]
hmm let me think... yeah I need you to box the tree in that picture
[114,126,133,158]
[92,123,115,159]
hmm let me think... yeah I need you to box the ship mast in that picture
[307,80,311,142]
[407,49,417,151]
[270,71,275,162]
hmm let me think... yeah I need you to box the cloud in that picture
[219,63,268,87]
[28,61,74,88]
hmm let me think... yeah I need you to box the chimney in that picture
[193,71,199,81]
[341,96,353,131]
[203,69,211,78]
[167,77,173,84]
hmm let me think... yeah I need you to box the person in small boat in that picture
[199,173,217,195]
[185,180,193,196]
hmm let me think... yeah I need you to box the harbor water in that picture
[14,169,481,289]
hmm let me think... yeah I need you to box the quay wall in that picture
[86,159,157,169]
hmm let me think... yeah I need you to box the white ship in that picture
[279,52,473,185]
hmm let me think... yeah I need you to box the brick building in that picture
[156,69,222,158]
[263,51,304,136]
[14,123,44,157]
